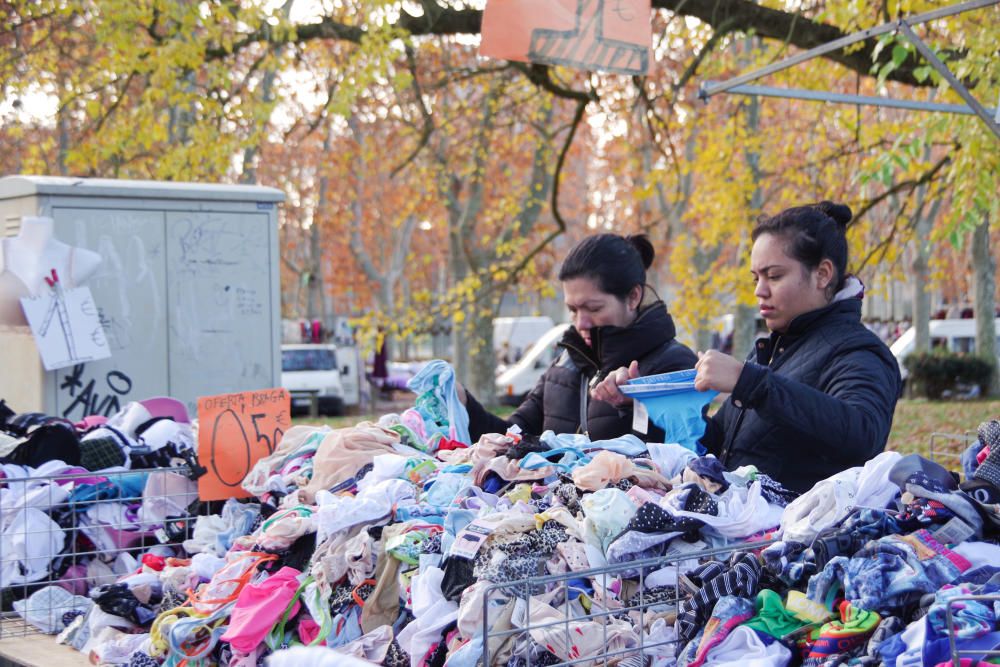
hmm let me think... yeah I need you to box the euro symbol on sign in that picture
[611,0,635,21]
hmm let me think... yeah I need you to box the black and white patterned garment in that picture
[682,486,719,516]
[61,610,85,628]
[675,552,762,642]
[982,419,1000,446]
[530,495,552,513]
[615,478,635,491]
[128,652,159,667]
[974,420,1000,486]
[328,580,375,615]
[755,473,799,507]
[156,591,187,614]
[354,461,375,482]
[627,501,705,536]
[504,433,548,460]
[474,521,569,584]
[381,639,410,667]
[552,481,582,515]
[506,645,563,666]
[630,585,680,606]
[420,531,442,555]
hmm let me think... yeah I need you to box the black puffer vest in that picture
[467,302,698,442]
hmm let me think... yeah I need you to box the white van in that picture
[891,318,1000,381]
[281,344,349,415]
[493,316,555,367]
[495,323,570,404]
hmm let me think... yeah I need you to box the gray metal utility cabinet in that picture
[0,176,285,419]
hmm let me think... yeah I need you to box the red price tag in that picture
[197,388,290,501]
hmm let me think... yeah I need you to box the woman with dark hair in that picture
[594,202,901,494]
[460,233,697,442]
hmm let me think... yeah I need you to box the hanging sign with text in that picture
[480,0,652,75]
[21,285,112,371]
[197,388,290,500]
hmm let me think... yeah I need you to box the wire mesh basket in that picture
[0,466,199,638]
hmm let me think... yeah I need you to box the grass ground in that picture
[293,398,999,461]
[885,398,999,458]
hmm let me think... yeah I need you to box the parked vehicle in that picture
[495,323,570,405]
[336,345,361,408]
[493,316,555,369]
[281,344,350,416]
[891,318,1000,381]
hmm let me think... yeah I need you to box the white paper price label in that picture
[632,399,649,435]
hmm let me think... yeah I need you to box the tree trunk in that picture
[432,264,450,358]
[380,279,396,360]
[468,311,496,406]
[733,88,761,358]
[691,246,719,352]
[731,305,756,357]
[911,201,939,354]
[972,214,998,395]
[306,219,325,321]
[400,278,412,360]
[305,121,336,324]
[57,73,69,176]
[448,222,469,385]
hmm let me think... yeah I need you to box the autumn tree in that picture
[3,0,997,399]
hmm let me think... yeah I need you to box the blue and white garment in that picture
[407,360,471,446]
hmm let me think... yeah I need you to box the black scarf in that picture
[558,301,678,375]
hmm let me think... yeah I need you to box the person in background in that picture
[594,202,902,494]
[459,233,697,442]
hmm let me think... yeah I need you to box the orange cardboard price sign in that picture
[480,0,652,75]
[197,388,290,501]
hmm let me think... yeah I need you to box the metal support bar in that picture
[706,82,998,117]
[946,595,1000,665]
[897,21,1000,139]
[700,0,999,99]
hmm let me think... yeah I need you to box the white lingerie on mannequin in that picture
[0,216,102,326]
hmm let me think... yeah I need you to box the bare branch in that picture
[510,62,595,103]
[88,71,136,135]
[390,44,435,178]
[672,18,738,92]
[347,115,389,284]
[196,0,944,87]
[852,153,951,222]
[502,97,588,281]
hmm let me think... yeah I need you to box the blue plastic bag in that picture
[621,369,716,453]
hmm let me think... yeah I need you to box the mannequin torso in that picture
[0,216,102,326]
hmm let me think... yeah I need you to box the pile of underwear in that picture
[0,396,201,627]
[3,361,1000,667]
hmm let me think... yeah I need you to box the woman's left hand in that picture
[694,350,745,393]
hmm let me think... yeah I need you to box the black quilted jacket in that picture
[466,302,697,442]
[700,298,902,494]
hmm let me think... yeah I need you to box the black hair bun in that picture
[625,233,655,269]
[816,201,852,229]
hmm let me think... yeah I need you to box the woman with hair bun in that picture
[594,202,902,494]
[461,233,697,442]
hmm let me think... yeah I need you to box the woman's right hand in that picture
[590,360,640,407]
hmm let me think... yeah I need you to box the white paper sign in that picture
[21,286,111,371]
[451,516,505,560]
